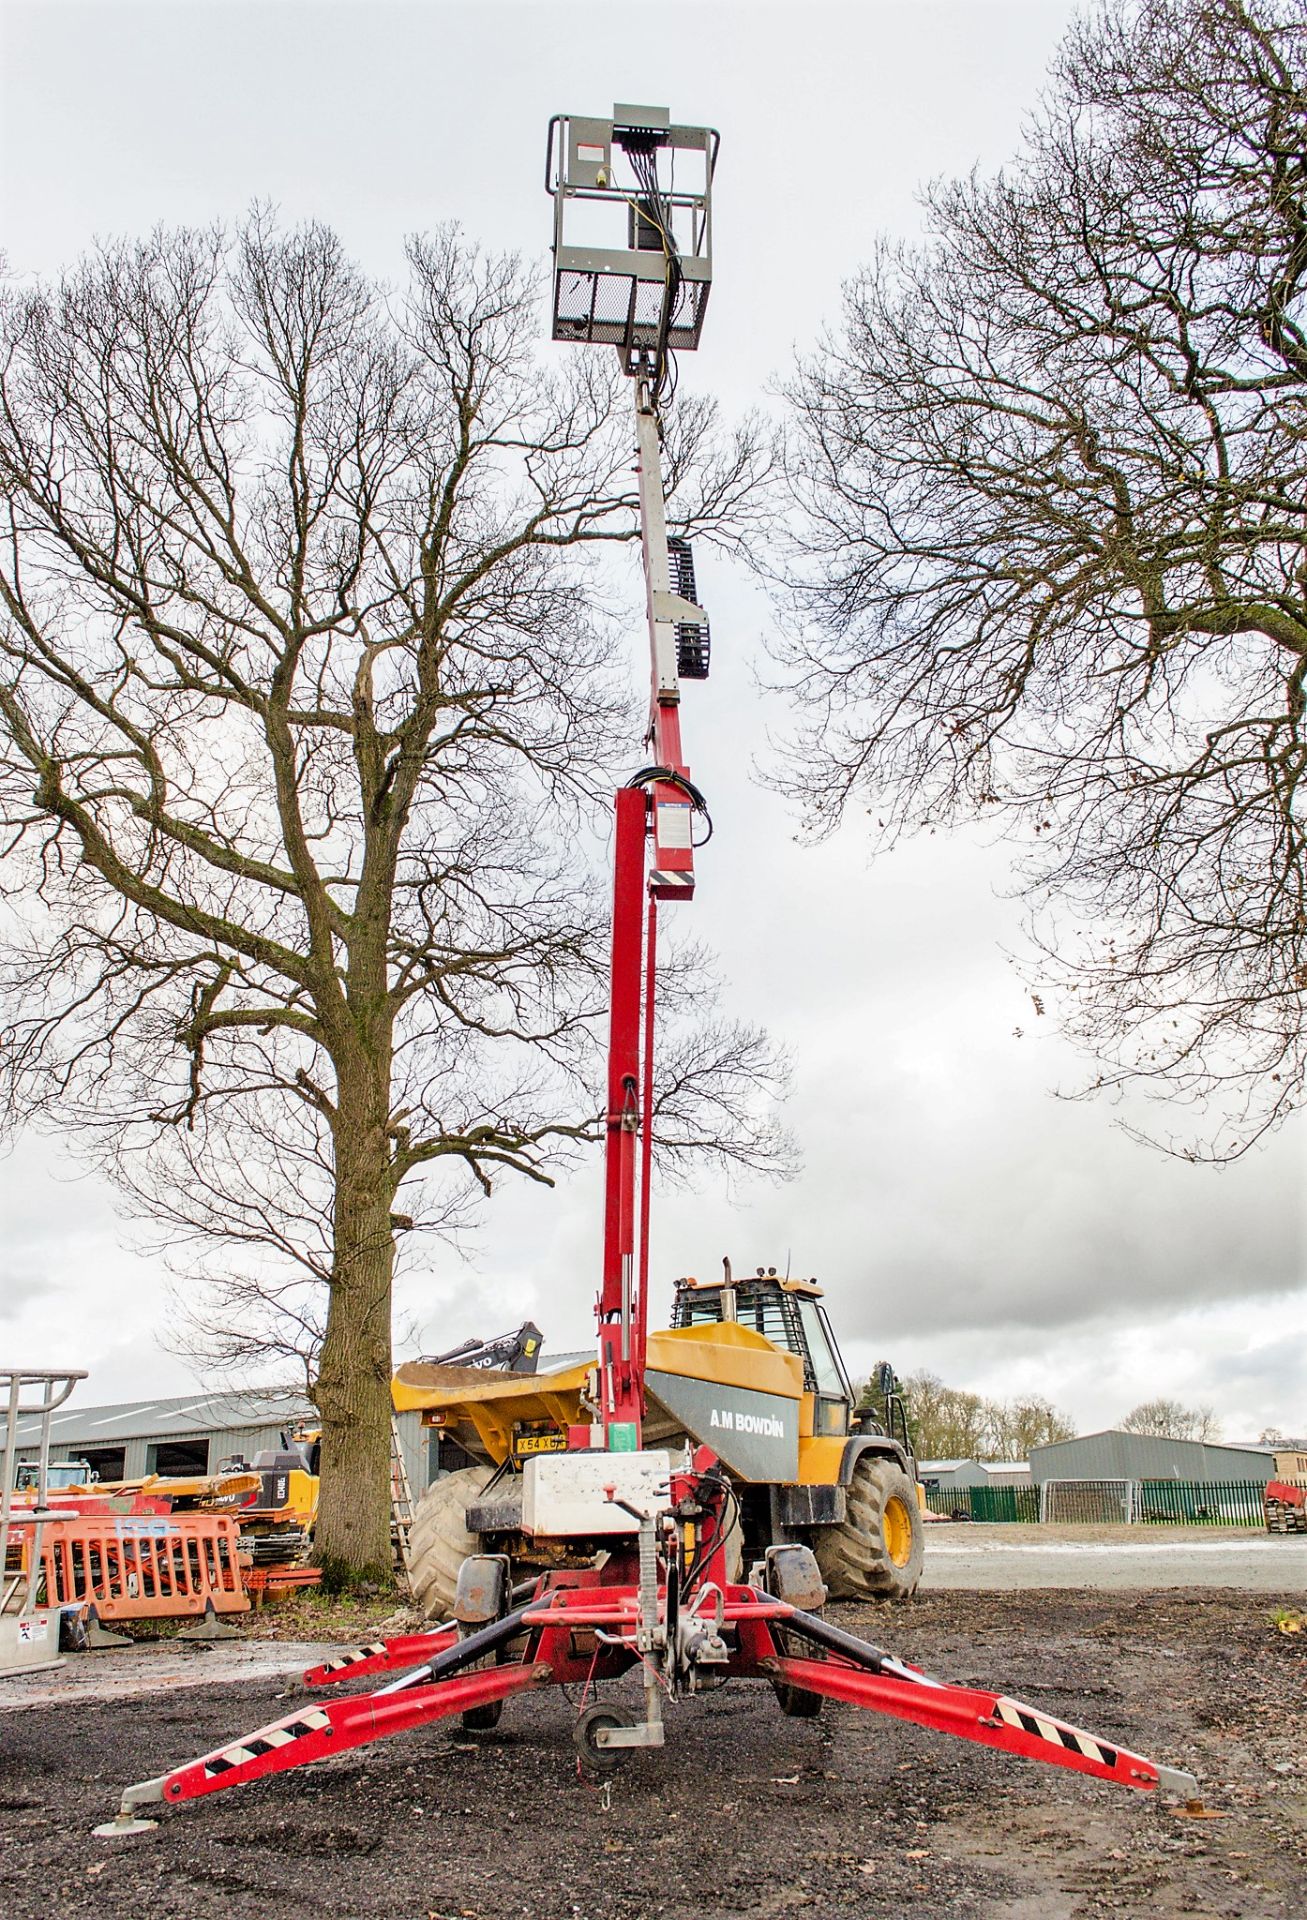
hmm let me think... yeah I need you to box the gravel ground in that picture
[1,1588,1304,1920]
[922,1525,1307,1590]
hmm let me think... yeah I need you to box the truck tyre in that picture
[814,1457,924,1600]
[407,1465,496,1619]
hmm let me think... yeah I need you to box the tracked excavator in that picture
[99,102,1198,1834]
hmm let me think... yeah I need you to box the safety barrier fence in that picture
[922,1483,1041,1523]
[1135,1479,1269,1527]
[923,1479,1273,1526]
[6,1511,250,1622]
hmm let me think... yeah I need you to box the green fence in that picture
[922,1483,1041,1523]
[1135,1480,1267,1527]
[922,1478,1268,1526]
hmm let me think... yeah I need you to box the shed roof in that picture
[1028,1428,1275,1482]
[10,1387,312,1451]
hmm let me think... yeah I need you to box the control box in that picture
[522,1449,670,1537]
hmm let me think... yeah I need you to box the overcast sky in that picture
[1,0,1302,1440]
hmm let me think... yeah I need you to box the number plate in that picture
[513,1429,567,1459]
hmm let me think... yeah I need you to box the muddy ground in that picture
[1,1588,1304,1920]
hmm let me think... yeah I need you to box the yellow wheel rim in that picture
[883,1495,913,1569]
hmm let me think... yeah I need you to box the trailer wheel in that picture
[813,1457,924,1601]
[773,1677,824,1717]
[407,1465,496,1619]
[573,1703,635,1777]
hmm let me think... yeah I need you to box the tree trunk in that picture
[312,1048,396,1587]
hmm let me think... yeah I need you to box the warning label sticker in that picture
[655,802,694,850]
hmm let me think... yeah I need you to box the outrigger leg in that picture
[95,1577,1198,1834]
[750,1605,1199,1797]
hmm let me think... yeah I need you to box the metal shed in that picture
[919,1459,987,1491]
[12,1388,431,1493]
[920,1458,1032,1492]
[1028,1431,1274,1485]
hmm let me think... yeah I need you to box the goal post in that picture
[1039,1479,1137,1525]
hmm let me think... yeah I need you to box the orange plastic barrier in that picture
[13,1512,250,1622]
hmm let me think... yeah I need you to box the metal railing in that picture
[922,1484,1041,1523]
[923,1478,1272,1526]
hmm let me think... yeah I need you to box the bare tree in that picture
[776,0,1307,1157]
[1120,1398,1222,1442]
[985,1395,1076,1461]
[0,215,780,1583]
[895,1370,990,1461]
[893,1369,1076,1461]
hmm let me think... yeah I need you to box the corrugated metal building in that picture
[12,1389,432,1493]
[919,1459,987,1491]
[920,1458,1033,1492]
[1028,1431,1274,1485]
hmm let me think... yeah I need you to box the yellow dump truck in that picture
[394,1267,923,1615]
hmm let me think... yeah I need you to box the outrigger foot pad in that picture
[91,1775,165,1838]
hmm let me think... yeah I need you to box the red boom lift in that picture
[97,104,1198,1836]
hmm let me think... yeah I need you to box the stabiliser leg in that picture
[752,1601,1198,1799]
[303,1626,459,1688]
[98,1581,1197,1831]
[768,1654,1195,1796]
[301,1579,541,1688]
[97,1601,549,1831]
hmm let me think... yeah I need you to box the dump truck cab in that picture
[673,1269,859,1437]
[14,1459,97,1493]
[670,1267,916,1474]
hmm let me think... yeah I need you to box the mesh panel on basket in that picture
[553,268,708,349]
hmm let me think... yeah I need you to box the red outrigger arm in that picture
[764,1659,1172,1792]
[105,1575,1197,1824]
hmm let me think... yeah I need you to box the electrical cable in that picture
[619,135,683,413]
[625,764,713,845]
[680,1466,743,1597]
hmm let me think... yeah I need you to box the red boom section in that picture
[592,386,706,1445]
[598,785,651,1440]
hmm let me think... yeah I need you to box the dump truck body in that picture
[394,1275,922,1605]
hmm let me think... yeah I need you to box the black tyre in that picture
[407,1464,495,1619]
[573,1703,635,1776]
[772,1677,823,1717]
[813,1456,924,1600]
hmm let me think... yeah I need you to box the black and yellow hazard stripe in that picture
[317,1641,386,1676]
